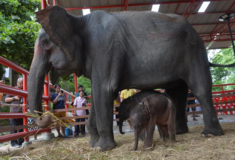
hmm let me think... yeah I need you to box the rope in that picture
[0,102,49,108]
[0,102,24,107]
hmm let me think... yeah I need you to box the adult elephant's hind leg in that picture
[166,85,188,134]
[188,73,224,136]
[87,97,100,147]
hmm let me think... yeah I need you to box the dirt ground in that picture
[0,122,235,160]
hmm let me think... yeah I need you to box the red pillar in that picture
[44,74,51,133]
[71,97,74,114]
[73,73,77,114]
[65,93,68,111]
[74,73,78,94]
[23,74,29,142]
[41,0,47,9]
[44,74,50,111]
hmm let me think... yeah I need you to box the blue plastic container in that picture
[65,127,72,136]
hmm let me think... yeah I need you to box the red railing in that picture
[186,84,235,115]
[212,84,235,115]
[0,56,76,143]
[0,56,52,143]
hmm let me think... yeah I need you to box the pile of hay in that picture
[1,122,235,160]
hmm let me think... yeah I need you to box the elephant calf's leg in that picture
[143,122,155,149]
[159,126,169,141]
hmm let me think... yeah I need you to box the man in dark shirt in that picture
[51,84,67,137]
[5,77,24,148]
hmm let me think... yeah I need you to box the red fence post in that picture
[44,74,50,111]
[221,86,225,95]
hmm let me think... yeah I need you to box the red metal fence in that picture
[0,56,76,143]
[186,84,235,115]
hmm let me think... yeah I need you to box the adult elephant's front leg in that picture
[166,85,188,134]
[93,88,116,151]
[87,97,99,147]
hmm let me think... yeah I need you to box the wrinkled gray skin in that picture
[28,6,224,151]
[118,90,164,135]
[130,94,176,150]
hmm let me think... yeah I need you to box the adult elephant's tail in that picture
[209,62,235,67]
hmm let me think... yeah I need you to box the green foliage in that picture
[0,0,41,70]
[0,65,5,78]
[4,77,10,85]
[77,75,91,95]
[59,75,91,98]
[60,77,76,93]
[3,156,10,160]
[210,48,235,91]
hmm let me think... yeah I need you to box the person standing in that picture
[114,92,121,125]
[186,89,197,121]
[5,77,24,148]
[0,77,5,102]
[73,90,87,136]
[75,85,88,99]
[51,84,67,137]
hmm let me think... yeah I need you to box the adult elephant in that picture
[28,6,225,151]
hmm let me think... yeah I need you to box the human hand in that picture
[14,96,20,100]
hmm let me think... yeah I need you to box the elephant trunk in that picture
[133,128,140,151]
[28,44,51,128]
[119,118,125,134]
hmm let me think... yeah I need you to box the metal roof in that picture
[45,0,235,50]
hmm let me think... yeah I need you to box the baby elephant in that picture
[118,90,165,135]
[130,94,176,150]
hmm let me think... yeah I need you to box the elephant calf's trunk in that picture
[119,120,125,134]
[133,129,140,151]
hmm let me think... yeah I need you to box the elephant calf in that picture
[130,94,176,150]
[118,90,165,135]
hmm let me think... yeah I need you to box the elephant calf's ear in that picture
[35,6,75,61]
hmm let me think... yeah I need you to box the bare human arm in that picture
[5,96,20,102]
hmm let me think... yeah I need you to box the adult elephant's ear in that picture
[35,6,75,61]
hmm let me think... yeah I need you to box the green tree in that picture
[59,75,91,95]
[77,75,91,95]
[0,0,41,75]
[209,48,235,91]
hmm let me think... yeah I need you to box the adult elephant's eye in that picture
[41,41,45,46]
